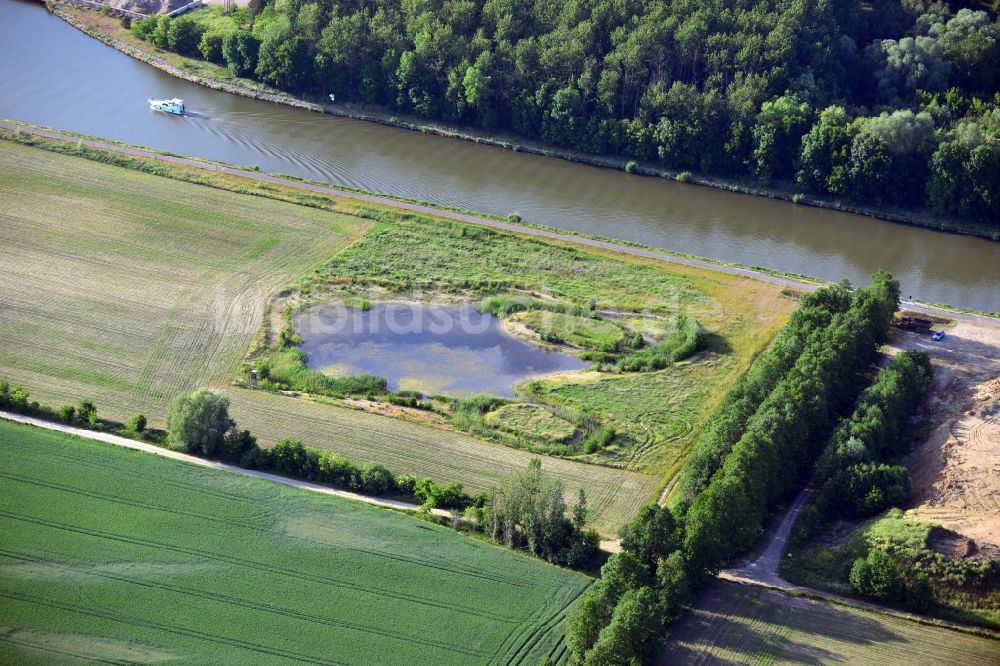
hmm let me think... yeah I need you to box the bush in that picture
[850,548,903,603]
[317,451,358,487]
[125,413,147,434]
[358,462,395,495]
[220,428,256,463]
[617,313,704,371]
[130,15,158,41]
[199,31,226,64]
[77,400,97,426]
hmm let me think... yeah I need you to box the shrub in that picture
[271,437,318,479]
[77,400,97,426]
[125,413,147,434]
[850,548,903,603]
[624,160,637,173]
[317,451,358,487]
[57,405,75,424]
[358,462,395,495]
[199,31,226,64]
[220,428,256,463]
[617,313,703,371]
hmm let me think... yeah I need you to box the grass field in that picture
[0,419,590,665]
[659,580,1000,665]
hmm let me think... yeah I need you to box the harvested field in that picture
[659,580,1000,665]
[0,419,590,665]
[0,140,369,421]
[226,390,660,535]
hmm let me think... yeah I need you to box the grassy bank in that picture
[0,419,589,664]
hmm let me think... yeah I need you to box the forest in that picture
[129,0,1000,231]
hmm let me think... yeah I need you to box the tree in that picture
[167,18,203,57]
[565,551,648,661]
[222,31,260,78]
[165,389,234,457]
[199,32,226,64]
[865,36,951,101]
[847,132,894,204]
[582,586,666,666]
[619,503,679,572]
[797,106,853,194]
[750,94,812,182]
[486,458,574,561]
[926,9,1000,92]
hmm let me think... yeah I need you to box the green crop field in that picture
[658,580,1000,665]
[0,419,590,665]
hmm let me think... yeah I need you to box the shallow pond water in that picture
[296,303,589,397]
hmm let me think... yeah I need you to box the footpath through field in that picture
[0,120,991,327]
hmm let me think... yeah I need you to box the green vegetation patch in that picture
[485,403,578,443]
[0,420,589,665]
[784,509,1000,629]
[513,310,627,351]
[317,214,710,312]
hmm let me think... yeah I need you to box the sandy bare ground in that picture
[884,321,1000,552]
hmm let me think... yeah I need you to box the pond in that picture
[295,303,589,397]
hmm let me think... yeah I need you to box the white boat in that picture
[149,98,185,115]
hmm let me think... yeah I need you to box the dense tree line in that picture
[678,282,853,499]
[130,1,999,231]
[567,272,901,665]
[812,350,933,520]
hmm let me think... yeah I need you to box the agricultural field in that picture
[0,139,370,421]
[225,390,660,535]
[0,419,590,665]
[659,580,1000,665]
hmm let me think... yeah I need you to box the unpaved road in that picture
[721,487,812,587]
[0,119,992,328]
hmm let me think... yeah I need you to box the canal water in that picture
[295,304,588,397]
[1,0,997,311]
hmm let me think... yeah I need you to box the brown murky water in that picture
[2,0,997,311]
